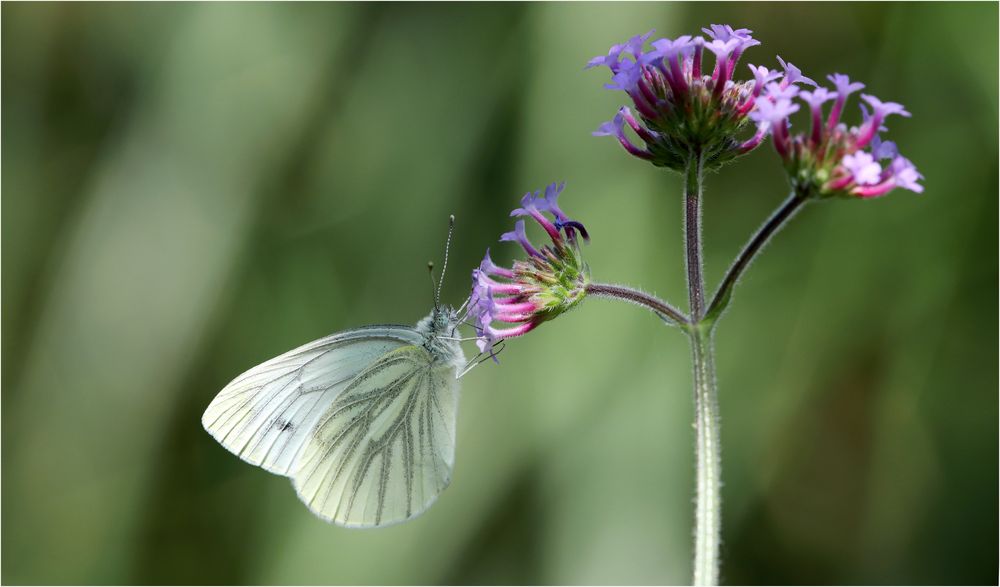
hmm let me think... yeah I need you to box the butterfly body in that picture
[203,307,465,527]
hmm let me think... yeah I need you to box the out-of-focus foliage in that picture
[2,3,996,584]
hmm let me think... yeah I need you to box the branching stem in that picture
[587,153,806,586]
[705,193,807,323]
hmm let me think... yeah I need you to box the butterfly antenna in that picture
[427,261,439,312]
[435,215,455,309]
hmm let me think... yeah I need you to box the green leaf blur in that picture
[3,2,996,584]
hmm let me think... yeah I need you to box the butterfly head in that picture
[428,304,461,335]
[416,305,465,370]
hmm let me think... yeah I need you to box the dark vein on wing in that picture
[340,371,425,521]
[307,363,420,513]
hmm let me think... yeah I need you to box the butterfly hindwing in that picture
[292,344,460,527]
[201,326,424,476]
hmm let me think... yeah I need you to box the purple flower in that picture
[624,30,655,59]
[704,37,741,88]
[588,24,776,171]
[586,42,629,73]
[861,94,910,118]
[776,55,816,88]
[889,156,924,193]
[702,24,752,42]
[605,61,642,92]
[848,155,924,198]
[828,73,865,97]
[799,87,834,110]
[537,182,566,216]
[500,219,541,259]
[841,152,882,185]
[587,32,653,76]
[592,107,654,161]
[702,25,759,83]
[649,35,694,95]
[586,50,621,71]
[748,64,781,95]
[479,248,514,279]
[737,120,770,154]
[763,81,800,102]
[536,182,590,243]
[749,97,800,126]
[871,137,898,160]
[703,38,740,61]
[467,276,536,355]
[749,60,920,200]
[753,84,801,142]
[649,35,694,61]
[474,267,523,295]
[467,185,592,359]
[856,94,911,148]
[737,64,782,114]
[750,96,800,157]
[511,192,562,242]
[825,73,865,133]
[592,112,623,137]
[799,87,834,143]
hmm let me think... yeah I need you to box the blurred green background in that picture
[3,2,997,585]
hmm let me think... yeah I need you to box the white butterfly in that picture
[203,218,473,527]
[202,307,466,528]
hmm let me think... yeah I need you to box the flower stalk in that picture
[682,148,722,587]
[585,282,688,326]
[705,192,808,324]
[685,149,706,321]
[691,327,720,587]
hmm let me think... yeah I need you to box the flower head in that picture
[588,24,777,172]
[467,183,591,357]
[753,65,922,199]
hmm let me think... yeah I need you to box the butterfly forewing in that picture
[202,326,424,476]
[292,344,459,527]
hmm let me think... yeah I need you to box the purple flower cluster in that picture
[467,183,591,355]
[588,25,787,171]
[752,72,923,198]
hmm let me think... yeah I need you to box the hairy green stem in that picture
[683,149,721,586]
[691,327,720,586]
[586,282,688,326]
[705,193,807,323]
[685,149,706,322]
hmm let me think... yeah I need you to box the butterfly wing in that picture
[202,326,424,476]
[292,344,460,527]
